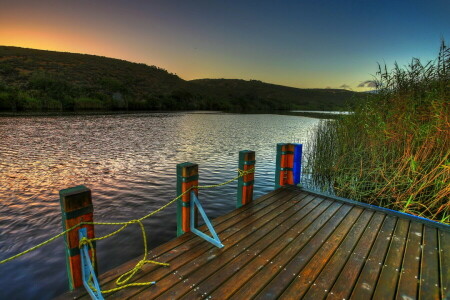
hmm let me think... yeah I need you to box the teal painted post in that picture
[59,185,97,291]
[275,143,284,189]
[237,150,256,208]
[176,162,198,236]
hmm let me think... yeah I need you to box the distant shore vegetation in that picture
[0,46,361,113]
[305,41,450,223]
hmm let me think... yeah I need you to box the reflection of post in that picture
[275,143,302,188]
[59,185,97,291]
[237,150,256,208]
[176,162,198,236]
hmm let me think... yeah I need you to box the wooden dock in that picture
[61,185,450,300]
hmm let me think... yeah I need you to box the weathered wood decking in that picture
[61,186,450,299]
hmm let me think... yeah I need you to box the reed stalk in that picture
[304,41,450,223]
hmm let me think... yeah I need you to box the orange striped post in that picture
[176,162,198,236]
[275,143,295,188]
[59,185,97,291]
[237,150,255,208]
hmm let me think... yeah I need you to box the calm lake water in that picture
[0,112,320,299]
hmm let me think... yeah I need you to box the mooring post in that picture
[237,150,255,208]
[59,185,97,291]
[293,143,303,185]
[176,162,198,236]
[275,143,302,188]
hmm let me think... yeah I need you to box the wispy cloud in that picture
[339,84,351,90]
[357,80,376,88]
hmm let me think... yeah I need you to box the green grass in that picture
[304,41,450,224]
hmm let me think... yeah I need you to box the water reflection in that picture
[0,112,319,299]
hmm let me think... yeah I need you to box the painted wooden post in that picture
[59,185,97,291]
[275,143,302,188]
[176,162,198,236]
[293,143,303,185]
[237,150,255,208]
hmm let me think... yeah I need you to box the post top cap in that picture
[59,185,90,197]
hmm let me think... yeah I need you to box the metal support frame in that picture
[190,191,224,248]
[79,228,104,300]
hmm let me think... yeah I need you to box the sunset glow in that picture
[1,0,449,91]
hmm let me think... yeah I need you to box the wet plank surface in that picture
[58,186,450,300]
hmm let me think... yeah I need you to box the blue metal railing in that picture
[190,191,224,248]
[79,228,104,300]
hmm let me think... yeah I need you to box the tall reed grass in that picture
[304,41,449,223]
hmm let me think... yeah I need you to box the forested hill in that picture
[0,46,361,112]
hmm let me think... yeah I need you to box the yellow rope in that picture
[0,222,85,264]
[0,167,255,294]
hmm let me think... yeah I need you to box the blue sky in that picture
[1,0,449,90]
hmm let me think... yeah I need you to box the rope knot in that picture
[135,260,146,269]
[238,167,255,177]
[79,237,89,248]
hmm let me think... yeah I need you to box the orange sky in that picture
[1,0,448,91]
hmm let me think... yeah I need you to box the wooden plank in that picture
[63,188,293,300]
[396,221,423,299]
[256,206,365,299]
[101,188,292,284]
[58,187,450,300]
[203,197,333,300]
[101,191,309,299]
[303,211,385,300]
[323,210,385,300]
[350,215,397,299]
[69,188,294,299]
[146,197,330,300]
[371,218,410,299]
[302,187,450,232]
[281,209,376,299]
[107,194,324,299]
[179,197,333,299]
[229,202,349,300]
[419,226,440,299]
[439,230,450,300]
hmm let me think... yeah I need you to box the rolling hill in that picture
[0,46,362,112]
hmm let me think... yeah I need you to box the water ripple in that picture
[0,112,319,299]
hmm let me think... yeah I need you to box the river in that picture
[0,112,320,299]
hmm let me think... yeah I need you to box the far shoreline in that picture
[0,109,347,119]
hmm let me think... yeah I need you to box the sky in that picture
[0,0,449,91]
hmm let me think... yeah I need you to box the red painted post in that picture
[237,150,255,208]
[275,143,295,188]
[59,185,97,291]
[176,162,198,236]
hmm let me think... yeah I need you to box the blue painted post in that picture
[293,143,303,185]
